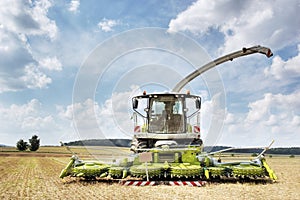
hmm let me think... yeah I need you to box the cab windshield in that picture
[148,96,184,133]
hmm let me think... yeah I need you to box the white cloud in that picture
[0,0,59,93]
[69,0,80,13]
[38,56,62,71]
[6,99,41,121]
[20,64,52,89]
[264,44,300,80]
[219,91,300,147]
[61,98,100,129]
[246,92,300,123]
[0,99,62,145]
[60,98,123,140]
[169,1,237,34]
[0,0,57,40]
[21,115,54,129]
[98,18,119,32]
[168,0,300,53]
[59,86,142,140]
[0,55,60,92]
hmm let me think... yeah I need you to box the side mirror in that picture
[133,98,138,109]
[195,99,201,109]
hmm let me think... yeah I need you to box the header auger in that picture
[60,46,277,184]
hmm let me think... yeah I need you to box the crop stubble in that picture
[0,153,299,200]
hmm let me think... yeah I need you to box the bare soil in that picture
[0,151,299,200]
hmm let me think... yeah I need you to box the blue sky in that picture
[0,0,299,147]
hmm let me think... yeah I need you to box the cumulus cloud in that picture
[264,44,300,80]
[0,0,61,92]
[59,98,129,140]
[61,98,101,131]
[198,91,226,146]
[38,56,62,71]
[21,115,54,129]
[98,18,120,32]
[246,92,300,123]
[220,91,300,147]
[168,0,300,53]
[59,86,144,140]
[0,0,57,40]
[0,99,61,145]
[0,56,63,92]
[68,0,80,13]
[20,64,52,89]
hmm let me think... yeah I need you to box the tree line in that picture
[64,139,131,147]
[16,135,40,151]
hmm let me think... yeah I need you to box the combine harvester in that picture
[60,46,277,186]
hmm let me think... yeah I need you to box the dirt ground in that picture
[0,152,299,200]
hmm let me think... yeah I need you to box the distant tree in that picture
[251,153,258,157]
[29,135,40,151]
[16,139,28,151]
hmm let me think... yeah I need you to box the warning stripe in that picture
[134,126,140,133]
[169,181,206,187]
[122,181,156,186]
[194,126,200,133]
[121,181,206,187]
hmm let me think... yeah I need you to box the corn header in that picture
[60,145,277,181]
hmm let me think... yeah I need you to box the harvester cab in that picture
[130,92,202,151]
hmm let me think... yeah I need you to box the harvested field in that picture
[0,148,299,200]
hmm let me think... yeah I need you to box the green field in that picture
[0,146,299,200]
